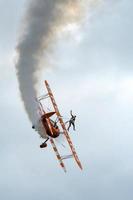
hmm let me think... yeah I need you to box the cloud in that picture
[72,0,133,73]
[1,1,133,200]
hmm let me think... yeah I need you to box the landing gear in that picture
[40,138,49,148]
[40,143,47,148]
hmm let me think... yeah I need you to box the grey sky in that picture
[0,0,133,200]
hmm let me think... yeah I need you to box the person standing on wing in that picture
[67,110,76,131]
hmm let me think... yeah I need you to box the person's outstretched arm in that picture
[70,110,73,117]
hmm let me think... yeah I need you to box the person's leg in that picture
[67,121,71,131]
[72,122,75,131]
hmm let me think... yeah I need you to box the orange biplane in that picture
[34,80,83,172]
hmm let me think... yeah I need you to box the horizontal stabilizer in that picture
[43,111,56,118]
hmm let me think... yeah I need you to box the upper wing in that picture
[44,80,83,170]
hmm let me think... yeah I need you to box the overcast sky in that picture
[0,0,133,200]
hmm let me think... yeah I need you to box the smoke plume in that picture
[15,0,100,124]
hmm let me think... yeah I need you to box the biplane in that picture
[34,80,83,172]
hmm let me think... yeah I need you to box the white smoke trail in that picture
[15,0,102,124]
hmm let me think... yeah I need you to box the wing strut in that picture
[44,80,83,170]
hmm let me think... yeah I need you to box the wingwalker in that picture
[32,80,83,172]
